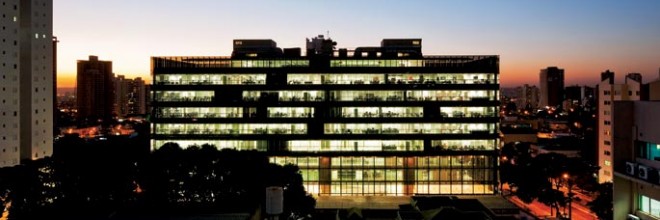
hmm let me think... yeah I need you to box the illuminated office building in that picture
[150,37,500,196]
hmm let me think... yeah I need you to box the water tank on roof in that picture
[266,186,283,215]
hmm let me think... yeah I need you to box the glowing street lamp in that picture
[562,173,574,220]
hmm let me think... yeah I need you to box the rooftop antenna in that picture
[327,30,330,39]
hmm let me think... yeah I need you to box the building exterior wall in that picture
[150,40,500,196]
[598,73,641,183]
[0,0,52,167]
[649,79,660,101]
[0,0,22,167]
[613,101,660,220]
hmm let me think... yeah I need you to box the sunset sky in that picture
[54,0,660,88]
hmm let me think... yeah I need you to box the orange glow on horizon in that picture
[57,73,152,88]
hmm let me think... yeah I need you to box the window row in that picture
[156,107,243,118]
[155,123,307,135]
[153,90,497,102]
[243,90,325,102]
[152,140,267,151]
[287,140,424,152]
[299,182,494,196]
[431,139,496,151]
[330,59,424,67]
[331,90,496,102]
[326,168,493,182]
[440,106,497,118]
[287,73,496,85]
[341,107,423,118]
[155,74,266,85]
[270,155,494,169]
[230,60,309,68]
[324,123,495,134]
[154,91,214,102]
[152,140,498,153]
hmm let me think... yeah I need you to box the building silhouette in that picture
[0,0,53,167]
[76,56,114,121]
[150,37,500,196]
[597,70,641,183]
[114,75,147,116]
[539,66,564,108]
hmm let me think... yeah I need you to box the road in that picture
[502,184,598,220]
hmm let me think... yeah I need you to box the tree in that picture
[588,182,612,220]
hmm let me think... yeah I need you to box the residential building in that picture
[76,56,114,121]
[514,84,539,110]
[0,0,53,167]
[539,67,564,108]
[597,71,641,183]
[114,75,147,116]
[613,101,660,220]
[150,37,500,196]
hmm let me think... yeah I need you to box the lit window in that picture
[604,160,611,166]
[34,33,38,39]
[13,16,17,22]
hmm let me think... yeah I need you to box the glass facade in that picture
[151,44,499,196]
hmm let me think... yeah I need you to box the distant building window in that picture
[604,140,611,145]
[604,120,611,125]
[629,91,632,96]
[604,150,611,156]
[604,110,610,115]
[604,101,611,105]
[637,91,640,96]
[604,160,611,166]
[603,170,610,176]
[604,90,610,95]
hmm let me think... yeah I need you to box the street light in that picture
[562,173,574,220]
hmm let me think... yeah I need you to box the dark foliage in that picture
[588,182,612,220]
[500,142,599,218]
[0,137,315,219]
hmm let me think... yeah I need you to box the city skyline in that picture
[54,0,660,88]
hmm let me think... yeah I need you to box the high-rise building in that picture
[76,56,114,121]
[514,84,539,110]
[0,0,53,167]
[53,36,59,134]
[151,37,500,196]
[597,70,641,183]
[612,101,660,220]
[539,67,565,108]
[114,75,147,116]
